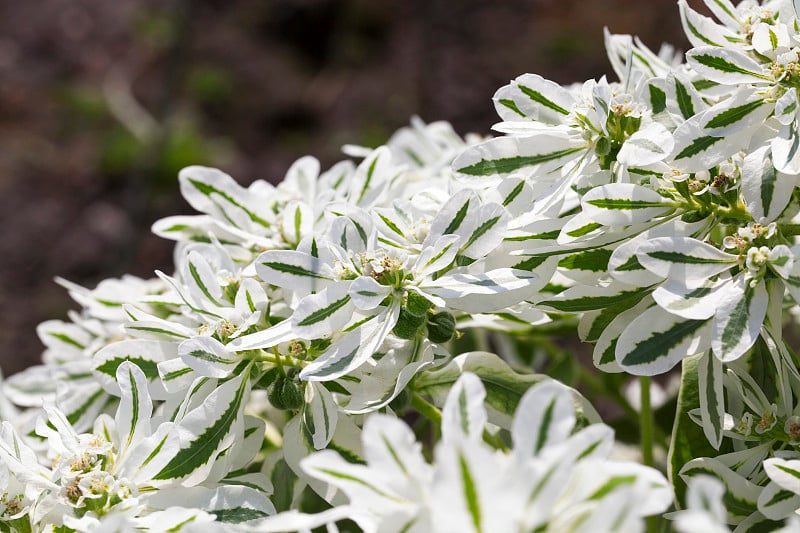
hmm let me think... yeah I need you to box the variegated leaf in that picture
[616,305,712,375]
[93,339,175,400]
[302,382,339,450]
[697,351,725,450]
[452,132,586,183]
[686,47,770,85]
[742,146,797,223]
[636,237,736,281]
[153,371,250,485]
[441,372,487,444]
[711,276,767,362]
[581,183,675,226]
[680,457,762,522]
[256,250,333,295]
[512,380,575,458]
[292,281,355,339]
[179,336,240,379]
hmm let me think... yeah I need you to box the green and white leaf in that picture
[425,268,539,314]
[581,183,675,226]
[256,250,333,295]
[666,72,707,120]
[93,339,176,400]
[592,298,654,372]
[742,146,798,223]
[512,380,575,458]
[617,122,674,167]
[179,335,240,379]
[441,372,487,444]
[153,370,249,485]
[636,237,736,281]
[652,277,727,320]
[299,302,400,381]
[452,132,586,183]
[115,361,153,458]
[772,120,800,175]
[697,351,725,450]
[415,351,599,429]
[616,305,712,375]
[711,275,767,362]
[302,381,339,450]
[686,46,770,85]
[292,281,355,339]
[179,165,273,230]
[757,479,800,521]
[501,73,575,125]
[680,457,762,523]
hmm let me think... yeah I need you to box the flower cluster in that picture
[8,0,800,530]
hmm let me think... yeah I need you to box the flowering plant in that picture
[8,0,800,531]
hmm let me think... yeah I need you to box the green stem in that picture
[411,393,442,426]
[640,375,658,533]
[640,376,654,469]
[253,351,307,368]
[411,393,507,451]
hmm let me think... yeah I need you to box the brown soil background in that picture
[0,0,708,374]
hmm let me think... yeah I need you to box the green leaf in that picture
[154,374,249,480]
[415,352,599,429]
[704,99,765,130]
[456,147,583,176]
[669,354,731,507]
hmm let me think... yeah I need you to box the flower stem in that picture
[640,376,654,468]
[411,393,442,426]
[640,375,658,533]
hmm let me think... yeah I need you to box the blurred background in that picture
[0,0,705,375]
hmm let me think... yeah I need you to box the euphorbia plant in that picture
[8,0,800,531]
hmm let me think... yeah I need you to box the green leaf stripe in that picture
[649,85,666,114]
[96,356,160,380]
[674,135,724,160]
[188,179,270,227]
[457,147,584,176]
[126,368,139,449]
[154,376,248,480]
[188,261,222,307]
[675,80,695,119]
[685,19,721,47]
[540,291,642,312]
[774,464,800,480]
[719,286,753,355]
[621,319,708,366]
[535,398,556,453]
[587,475,637,501]
[48,332,86,350]
[66,389,105,426]
[378,213,405,238]
[260,261,331,280]
[460,215,503,255]
[212,508,270,524]
[318,467,404,502]
[585,198,669,210]
[705,100,764,129]
[517,84,569,115]
[444,199,471,235]
[460,453,483,533]
[645,250,733,265]
[188,349,237,365]
[297,295,351,327]
[502,181,526,207]
[690,54,770,80]
[558,248,612,272]
[765,489,796,507]
[498,98,525,117]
